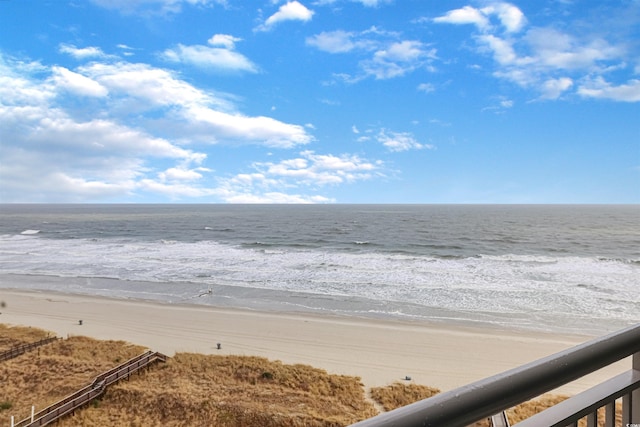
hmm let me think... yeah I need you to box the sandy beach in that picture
[0,288,630,395]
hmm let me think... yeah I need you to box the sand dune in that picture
[0,288,629,395]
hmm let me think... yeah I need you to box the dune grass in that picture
[369,382,440,412]
[60,352,378,426]
[0,324,624,426]
[0,325,376,426]
[0,332,145,422]
[0,324,52,352]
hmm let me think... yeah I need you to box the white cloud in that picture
[188,106,311,148]
[306,30,358,53]
[256,1,314,32]
[500,99,514,108]
[82,62,311,147]
[433,6,490,31]
[481,95,514,113]
[159,166,212,182]
[363,41,437,79]
[82,62,216,108]
[17,109,202,162]
[213,150,382,203]
[355,0,391,6]
[0,62,55,105]
[162,41,258,73]
[375,129,435,152]
[0,100,205,202]
[436,3,635,102]
[481,3,526,33]
[138,179,218,199]
[476,34,522,66]
[525,29,622,71]
[248,151,379,186]
[308,29,438,81]
[45,173,137,201]
[417,82,435,93]
[51,66,109,97]
[90,0,225,15]
[375,40,426,62]
[222,191,333,204]
[433,2,525,33]
[208,34,241,49]
[313,0,391,7]
[58,44,106,59]
[0,53,316,202]
[577,77,640,102]
[539,77,573,100]
[116,44,137,56]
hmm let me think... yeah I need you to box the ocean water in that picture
[0,204,638,335]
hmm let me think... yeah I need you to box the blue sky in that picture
[1,0,638,203]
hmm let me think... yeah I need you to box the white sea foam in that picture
[0,233,637,334]
[20,229,40,235]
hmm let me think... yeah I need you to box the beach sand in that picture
[0,288,630,395]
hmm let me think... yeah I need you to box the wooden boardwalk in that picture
[0,337,59,363]
[14,350,167,427]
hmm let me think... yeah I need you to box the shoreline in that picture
[2,272,632,337]
[0,288,630,395]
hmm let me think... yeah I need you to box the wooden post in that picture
[31,405,35,422]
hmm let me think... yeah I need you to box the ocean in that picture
[0,204,638,335]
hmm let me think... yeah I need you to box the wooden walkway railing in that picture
[0,337,59,362]
[14,350,167,427]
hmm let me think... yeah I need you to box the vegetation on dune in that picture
[0,325,623,427]
[369,382,440,412]
[370,383,622,427]
[1,326,376,426]
[62,353,377,426]
[0,333,145,421]
[0,324,51,352]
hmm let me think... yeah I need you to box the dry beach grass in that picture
[0,325,625,427]
[1,326,377,426]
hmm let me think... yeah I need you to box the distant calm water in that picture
[0,204,638,335]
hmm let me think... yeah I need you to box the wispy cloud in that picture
[433,2,638,102]
[89,0,225,16]
[355,127,435,152]
[313,0,392,7]
[216,150,382,203]
[307,27,437,82]
[375,129,435,152]
[59,43,107,59]
[50,66,109,97]
[162,34,258,73]
[577,77,640,102]
[417,82,435,93]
